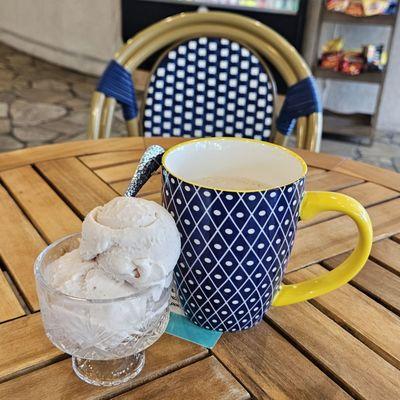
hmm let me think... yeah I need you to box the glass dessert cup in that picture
[34,233,171,387]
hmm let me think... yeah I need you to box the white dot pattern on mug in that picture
[163,170,303,332]
[143,37,274,140]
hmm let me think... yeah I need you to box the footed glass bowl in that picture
[34,233,171,386]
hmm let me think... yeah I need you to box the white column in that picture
[0,0,122,76]
[375,15,400,132]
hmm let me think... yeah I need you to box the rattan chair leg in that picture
[296,116,308,149]
[88,92,105,140]
[274,132,289,147]
[305,113,322,152]
[99,98,116,139]
[127,119,140,137]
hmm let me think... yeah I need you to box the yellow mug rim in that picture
[161,137,308,193]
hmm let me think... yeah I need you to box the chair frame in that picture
[139,36,278,139]
[89,11,322,151]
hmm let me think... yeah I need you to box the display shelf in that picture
[308,5,399,142]
[314,68,385,83]
[322,8,396,25]
[323,110,373,138]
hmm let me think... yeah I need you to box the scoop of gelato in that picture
[44,249,136,299]
[79,196,181,291]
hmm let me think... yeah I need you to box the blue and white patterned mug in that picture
[161,138,372,332]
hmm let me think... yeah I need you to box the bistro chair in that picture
[89,11,322,151]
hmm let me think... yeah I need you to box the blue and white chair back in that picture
[142,37,275,141]
[92,11,322,151]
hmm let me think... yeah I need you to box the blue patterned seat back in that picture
[142,37,275,140]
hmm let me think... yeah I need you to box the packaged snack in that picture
[340,51,364,75]
[320,52,343,70]
[362,0,390,15]
[383,0,398,14]
[327,0,393,15]
[322,37,344,53]
[345,0,365,15]
[362,0,390,17]
[326,0,350,11]
[363,44,387,71]
[320,38,344,71]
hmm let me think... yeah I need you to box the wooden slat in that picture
[0,138,146,172]
[0,185,46,310]
[369,239,400,276]
[138,175,162,196]
[115,357,249,400]
[142,192,162,204]
[324,253,400,315]
[0,314,63,382]
[286,264,400,368]
[268,302,400,400]
[0,166,82,243]
[0,271,24,323]
[94,161,139,183]
[35,158,117,218]
[299,182,399,229]
[340,182,398,203]
[288,198,400,272]
[334,158,400,192]
[111,174,162,197]
[305,170,363,192]
[306,166,326,176]
[213,321,350,399]
[293,147,345,170]
[0,334,207,400]
[110,180,129,195]
[79,150,143,169]
[100,179,164,198]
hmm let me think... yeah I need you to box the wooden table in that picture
[0,137,400,400]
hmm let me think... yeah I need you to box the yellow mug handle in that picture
[272,191,373,307]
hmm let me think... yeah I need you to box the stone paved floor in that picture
[0,42,399,171]
[0,42,127,152]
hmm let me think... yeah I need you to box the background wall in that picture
[0,0,122,76]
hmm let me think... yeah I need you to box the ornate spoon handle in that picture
[124,145,165,197]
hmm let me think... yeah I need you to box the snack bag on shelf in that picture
[326,0,350,11]
[363,44,387,71]
[327,0,393,15]
[345,0,365,15]
[383,0,398,14]
[320,53,343,70]
[320,38,344,71]
[340,51,364,75]
[362,0,390,15]
[322,37,344,53]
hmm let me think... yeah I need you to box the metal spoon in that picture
[124,145,165,197]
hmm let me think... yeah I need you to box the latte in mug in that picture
[195,176,267,191]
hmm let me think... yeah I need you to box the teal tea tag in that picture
[165,290,222,349]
